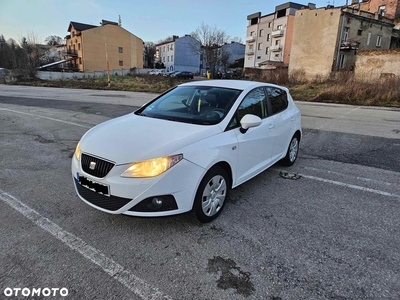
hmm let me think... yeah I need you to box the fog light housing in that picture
[152,197,163,209]
[128,195,178,212]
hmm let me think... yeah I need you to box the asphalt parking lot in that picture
[0,85,399,300]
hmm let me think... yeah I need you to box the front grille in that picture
[74,178,132,211]
[81,154,114,178]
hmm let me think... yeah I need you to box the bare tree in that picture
[230,36,243,44]
[20,32,40,77]
[44,35,63,46]
[144,41,156,68]
[0,33,41,77]
[156,36,174,44]
[219,49,230,73]
[191,22,230,77]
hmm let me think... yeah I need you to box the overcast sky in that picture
[0,0,346,44]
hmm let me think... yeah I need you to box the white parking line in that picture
[302,166,394,186]
[273,169,400,200]
[0,107,92,129]
[0,189,173,300]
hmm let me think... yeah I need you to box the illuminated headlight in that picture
[121,154,183,178]
[74,141,81,161]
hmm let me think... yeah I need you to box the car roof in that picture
[179,80,287,91]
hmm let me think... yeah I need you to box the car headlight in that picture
[74,141,81,161]
[121,154,183,178]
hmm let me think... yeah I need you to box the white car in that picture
[72,80,302,222]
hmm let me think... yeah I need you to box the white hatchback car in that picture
[72,80,301,222]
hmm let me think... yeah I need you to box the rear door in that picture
[265,87,294,161]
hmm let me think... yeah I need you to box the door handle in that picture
[268,124,275,129]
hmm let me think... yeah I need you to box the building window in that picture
[376,35,382,47]
[258,43,262,50]
[78,43,81,50]
[163,46,165,52]
[357,30,362,36]
[379,5,386,16]
[118,47,123,53]
[268,22,271,28]
[167,56,170,62]
[119,60,123,66]
[79,57,82,64]
[342,27,349,43]
[170,45,173,50]
[167,45,169,51]
[249,44,254,51]
[277,25,282,30]
[274,54,279,58]
[250,31,255,37]
[266,34,270,41]
[259,29,264,37]
[367,32,371,45]
[265,47,269,54]
[339,54,345,69]
[171,55,173,61]
[275,40,280,46]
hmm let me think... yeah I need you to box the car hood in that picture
[80,113,222,165]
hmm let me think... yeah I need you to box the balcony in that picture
[66,50,78,57]
[340,41,358,50]
[246,50,255,55]
[246,35,256,43]
[270,45,282,52]
[271,30,284,38]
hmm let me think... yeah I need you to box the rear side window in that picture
[266,87,288,115]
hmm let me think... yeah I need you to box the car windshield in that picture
[135,86,242,125]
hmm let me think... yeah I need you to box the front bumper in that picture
[71,154,205,217]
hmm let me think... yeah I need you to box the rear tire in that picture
[194,166,230,223]
[280,134,300,166]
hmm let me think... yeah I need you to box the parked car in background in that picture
[72,80,302,223]
[149,69,165,75]
[163,70,179,77]
[171,71,194,79]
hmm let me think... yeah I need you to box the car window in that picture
[226,87,267,130]
[237,87,267,120]
[266,87,288,115]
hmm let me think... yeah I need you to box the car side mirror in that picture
[240,114,262,133]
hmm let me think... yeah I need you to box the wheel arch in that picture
[191,160,233,211]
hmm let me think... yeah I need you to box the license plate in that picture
[77,173,110,196]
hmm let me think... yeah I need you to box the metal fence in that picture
[36,68,152,80]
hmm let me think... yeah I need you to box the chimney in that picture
[308,3,316,9]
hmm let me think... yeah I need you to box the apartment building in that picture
[65,20,143,72]
[244,2,308,70]
[289,5,395,80]
[351,0,400,22]
[220,42,245,66]
[155,35,201,73]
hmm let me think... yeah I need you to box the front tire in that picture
[194,166,230,223]
[280,134,300,166]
